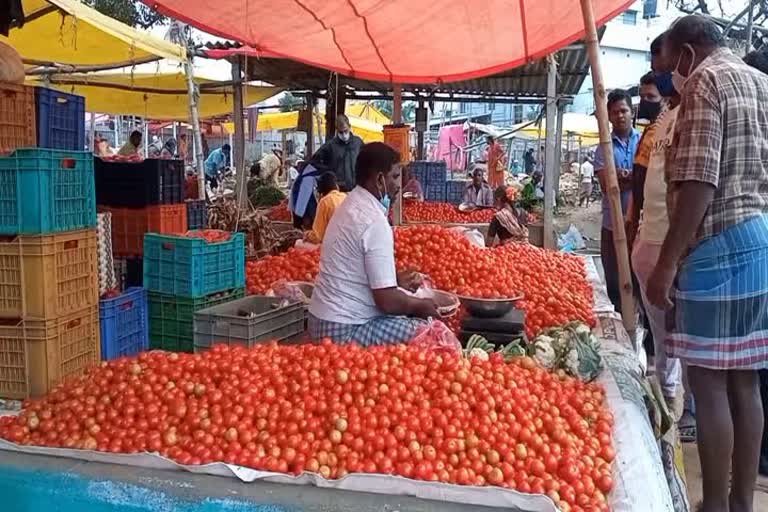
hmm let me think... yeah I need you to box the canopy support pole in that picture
[89,112,96,151]
[580,0,635,333]
[305,94,315,156]
[553,102,566,202]
[393,85,403,123]
[543,55,557,250]
[231,56,247,207]
[417,97,426,160]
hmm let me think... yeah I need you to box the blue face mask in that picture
[654,72,676,97]
[378,174,391,212]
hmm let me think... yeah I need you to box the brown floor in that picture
[683,443,768,509]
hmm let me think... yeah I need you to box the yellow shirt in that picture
[117,141,140,156]
[306,190,347,244]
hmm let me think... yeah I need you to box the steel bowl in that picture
[458,202,477,213]
[457,294,523,318]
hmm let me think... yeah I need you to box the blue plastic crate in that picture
[0,148,96,234]
[446,179,469,205]
[35,88,86,151]
[424,183,446,203]
[99,287,148,360]
[143,232,245,298]
[186,199,208,230]
[426,162,447,184]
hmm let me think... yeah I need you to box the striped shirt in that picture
[668,48,768,245]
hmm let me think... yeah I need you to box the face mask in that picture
[338,131,351,142]
[377,174,391,212]
[654,72,676,97]
[672,44,696,94]
[637,99,662,122]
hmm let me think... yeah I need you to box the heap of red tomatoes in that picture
[268,200,292,222]
[0,342,614,511]
[404,202,495,224]
[184,229,231,243]
[246,246,320,294]
[395,226,595,338]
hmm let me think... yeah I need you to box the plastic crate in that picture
[185,199,208,230]
[103,204,187,257]
[0,148,96,234]
[0,83,36,155]
[193,295,306,352]
[148,288,245,353]
[99,287,148,360]
[446,179,468,205]
[0,229,98,319]
[410,161,447,187]
[34,87,86,151]
[424,183,446,203]
[113,257,143,290]
[95,158,185,207]
[143,232,246,298]
[0,305,100,399]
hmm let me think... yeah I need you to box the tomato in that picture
[402,202,496,224]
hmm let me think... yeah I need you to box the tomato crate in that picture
[0,305,100,399]
[0,229,98,319]
[99,287,148,360]
[143,232,245,298]
[148,288,245,353]
[0,148,96,234]
[194,295,305,353]
[0,83,36,155]
[34,87,85,151]
[185,199,208,230]
[95,158,184,207]
[102,204,187,257]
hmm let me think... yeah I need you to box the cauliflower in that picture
[469,348,489,361]
[532,338,557,369]
[574,323,592,337]
[564,347,580,376]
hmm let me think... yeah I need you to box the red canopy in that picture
[144,0,633,83]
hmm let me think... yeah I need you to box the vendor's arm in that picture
[593,144,608,198]
[486,217,500,247]
[364,222,438,319]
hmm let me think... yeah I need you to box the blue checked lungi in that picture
[667,214,768,370]
[308,313,425,346]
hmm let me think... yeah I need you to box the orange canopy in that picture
[143,0,633,83]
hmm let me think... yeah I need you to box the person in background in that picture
[312,114,364,192]
[286,158,300,189]
[304,172,347,244]
[486,135,506,188]
[93,136,114,157]
[178,133,188,161]
[486,186,529,247]
[523,147,536,174]
[204,143,230,190]
[594,89,640,312]
[510,159,523,176]
[147,135,162,158]
[117,130,142,156]
[578,156,595,208]
[646,17,768,512]
[402,164,424,201]
[744,45,768,479]
[160,138,177,159]
[308,142,438,345]
[462,168,494,207]
[289,159,325,229]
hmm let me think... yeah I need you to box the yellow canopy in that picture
[346,103,391,125]
[512,113,601,146]
[28,73,281,120]
[2,0,185,68]
[223,110,384,142]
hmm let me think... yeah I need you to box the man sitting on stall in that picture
[462,167,494,207]
[304,172,347,244]
[117,130,142,156]
[402,164,424,201]
[308,142,439,346]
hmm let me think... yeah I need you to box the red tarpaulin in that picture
[143,0,633,83]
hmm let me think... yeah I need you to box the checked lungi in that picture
[667,214,768,370]
[308,313,425,347]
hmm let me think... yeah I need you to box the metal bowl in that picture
[457,294,523,318]
[458,202,477,213]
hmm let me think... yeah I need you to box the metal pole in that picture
[143,122,149,158]
[89,112,96,151]
[543,55,557,250]
[580,0,635,333]
[231,56,247,207]
[417,97,425,160]
[393,85,403,123]
[745,0,755,54]
[554,104,565,204]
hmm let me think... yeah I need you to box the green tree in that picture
[372,99,417,122]
[278,92,303,112]
[83,0,166,28]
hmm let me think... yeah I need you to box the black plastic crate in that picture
[186,199,208,230]
[126,257,143,287]
[95,158,184,207]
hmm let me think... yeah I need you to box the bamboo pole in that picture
[580,0,635,333]
[543,55,557,250]
[231,56,247,207]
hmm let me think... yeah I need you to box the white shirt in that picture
[639,107,678,244]
[309,186,397,324]
[579,161,594,183]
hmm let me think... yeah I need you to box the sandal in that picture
[679,423,697,443]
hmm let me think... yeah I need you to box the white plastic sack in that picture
[294,239,320,251]
[447,226,486,248]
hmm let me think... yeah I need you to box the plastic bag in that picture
[557,224,586,252]
[270,279,312,304]
[410,318,462,355]
[294,239,319,251]
[448,227,486,248]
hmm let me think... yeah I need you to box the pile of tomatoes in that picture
[404,202,495,224]
[184,229,231,243]
[268,200,292,222]
[395,226,595,337]
[246,246,320,294]
[0,342,614,511]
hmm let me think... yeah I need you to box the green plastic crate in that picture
[148,288,245,353]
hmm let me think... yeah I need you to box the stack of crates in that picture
[411,161,447,202]
[96,156,187,287]
[185,199,208,230]
[446,179,469,205]
[143,232,246,353]
[0,86,100,399]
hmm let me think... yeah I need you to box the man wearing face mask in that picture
[594,89,641,312]
[308,142,439,346]
[312,114,364,192]
[645,16,768,512]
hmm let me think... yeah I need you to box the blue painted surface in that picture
[0,464,297,512]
